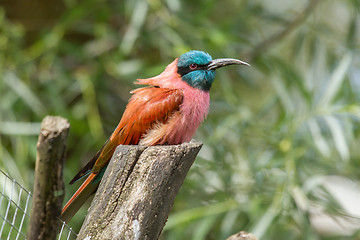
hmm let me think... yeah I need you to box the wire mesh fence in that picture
[0,169,78,240]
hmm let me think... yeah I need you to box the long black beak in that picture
[207,58,250,70]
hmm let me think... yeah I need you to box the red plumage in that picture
[61,52,248,223]
[61,59,209,223]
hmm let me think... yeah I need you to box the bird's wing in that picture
[61,87,183,223]
[69,87,183,183]
[61,172,98,223]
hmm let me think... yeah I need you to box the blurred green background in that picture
[1,0,360,239]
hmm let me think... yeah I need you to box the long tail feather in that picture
[61,173,99,223]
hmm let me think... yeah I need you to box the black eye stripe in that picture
[177,64,208,76]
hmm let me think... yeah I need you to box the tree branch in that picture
[249,0,320,60]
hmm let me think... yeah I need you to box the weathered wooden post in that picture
[77,140,203,240]
[27,116,70,240]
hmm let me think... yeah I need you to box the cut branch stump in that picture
[77,140,203,240]
[27,116,70,240]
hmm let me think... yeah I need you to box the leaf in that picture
[3,71,46,116]
[307,118,331,158]
[318,52,352,107]
[0,121,41,135]
[120,0,149,55]
[270,74,295,113]
[323,115,349,161]
[165,200,238,230]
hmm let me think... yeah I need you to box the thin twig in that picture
[249,0,321,61]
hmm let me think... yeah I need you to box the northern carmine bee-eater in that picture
[61,50,250,223]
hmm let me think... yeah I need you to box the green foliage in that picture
[1,0,360,239]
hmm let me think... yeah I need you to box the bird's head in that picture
[177,50,250,91]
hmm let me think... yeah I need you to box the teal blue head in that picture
[177,50,250,91]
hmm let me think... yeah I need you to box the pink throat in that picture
[137,59,210,144]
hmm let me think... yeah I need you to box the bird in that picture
[61,50,250,223]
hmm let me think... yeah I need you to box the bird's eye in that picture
[189,63,198,70]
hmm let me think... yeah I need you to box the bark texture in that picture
[27,116,70,240]
[77,140,203,240]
